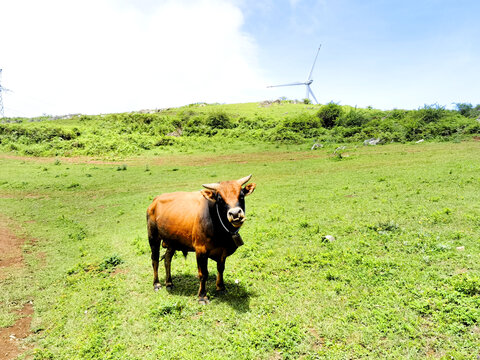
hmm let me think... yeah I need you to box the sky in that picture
[0,0,479,117]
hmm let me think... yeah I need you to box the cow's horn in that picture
[237,175,252,186]
[202,182,220,190]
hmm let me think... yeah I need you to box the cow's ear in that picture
[243,183,256,196]
[201,189,216,202]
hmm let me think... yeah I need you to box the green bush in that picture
[237,116,258,130]
[281,113,321,134]
[155,136,177,146]
[316,102,342,128]
[338,109,369,127]
[416,104,447,124]
[401,113,425,141]
[267,127,303,143]
[386,109,408,121]
[182,116,208,136]
[205,111,235,129]
[0,124,80,143]
[1,102,479,157]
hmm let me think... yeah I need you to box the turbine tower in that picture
[0,69,4,117]
[268,44,322,104]
[0,69,12,118]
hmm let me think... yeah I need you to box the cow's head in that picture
[201,175,256,229]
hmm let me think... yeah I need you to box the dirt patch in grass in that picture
[0,193,49,200]
[0,217,25,271]
[0,215,34,360]
[1,142,480,168]
[0,303,33,360]
[0,153,121,165]
[0,150,330,167]
[147,151,328,166]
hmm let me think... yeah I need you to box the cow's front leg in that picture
[196,251,209,304]
[216,257,226,293]
[164,248,175,290]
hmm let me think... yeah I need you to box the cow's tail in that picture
[147,211,162,262]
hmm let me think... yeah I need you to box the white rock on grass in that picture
[323,235,336,242]
[363,138,381,146]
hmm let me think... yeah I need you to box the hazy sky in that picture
[0,0,479,117]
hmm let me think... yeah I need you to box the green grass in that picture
[1,141,480,359]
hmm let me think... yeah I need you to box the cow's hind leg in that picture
[164,247,176,290]
[147,220,161,291]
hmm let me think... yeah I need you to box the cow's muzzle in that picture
[227,207,245,228]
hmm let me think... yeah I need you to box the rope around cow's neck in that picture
[216,202,240,235]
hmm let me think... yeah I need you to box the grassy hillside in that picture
[1,142,479,359]
[1,101,479,157]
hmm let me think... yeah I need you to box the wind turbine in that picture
[0,69,13,117]
[268,44,322,104]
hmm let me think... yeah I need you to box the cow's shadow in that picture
[162,273,254,312]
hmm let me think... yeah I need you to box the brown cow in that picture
[147,175,256,304]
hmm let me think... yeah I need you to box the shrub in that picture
[205,111,234,129]
[1,102,478,157]
[316,102,342,128]
[281,113,321,134]
[0,124,80,143]
[182,116,209,135]
[401,114,425,141]
[416,104,447,124]
[155,136,177,146]
[386,109,408,121]
[237,116,258,130]
[267,127,303,143]
[363,117,407,142]
[338,109,369,127]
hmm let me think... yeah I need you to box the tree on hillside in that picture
[455,103,480,118]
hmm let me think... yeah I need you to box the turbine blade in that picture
[307,44,322,81]
[308,86,319,104]
[267,82,306,88]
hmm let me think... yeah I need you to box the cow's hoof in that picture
[198,297,210,305]
[153,283,161,292]
[166,284,174,291]
[216,288,226,295]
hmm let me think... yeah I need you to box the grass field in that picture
[1,141,479,359]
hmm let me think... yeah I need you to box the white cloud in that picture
[0,0,268,117]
